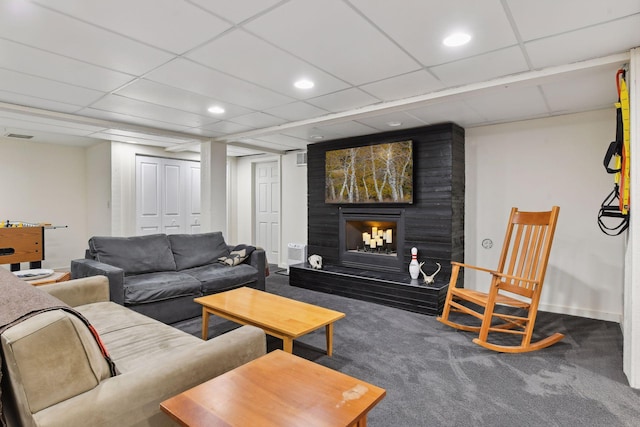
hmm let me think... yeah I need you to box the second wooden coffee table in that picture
[195,287,345,356]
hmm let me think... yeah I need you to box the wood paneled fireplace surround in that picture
[289,123,465,315]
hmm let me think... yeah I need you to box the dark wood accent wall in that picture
[306,122,465,277]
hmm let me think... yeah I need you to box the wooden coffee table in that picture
[160,350,386,427]
[194,287,345,356]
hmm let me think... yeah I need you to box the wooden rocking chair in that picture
[437,206,563,353]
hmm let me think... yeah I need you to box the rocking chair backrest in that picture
[496,206,560,299]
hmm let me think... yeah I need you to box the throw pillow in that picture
[218,244,256,266]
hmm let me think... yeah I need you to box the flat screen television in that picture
[325,140,413,204]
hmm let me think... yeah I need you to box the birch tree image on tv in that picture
[325,140,413,203]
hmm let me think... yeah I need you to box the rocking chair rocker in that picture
[437,206,563,353]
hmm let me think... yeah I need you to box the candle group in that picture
[362,227,392,248]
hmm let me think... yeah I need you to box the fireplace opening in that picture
[339,208,405,272]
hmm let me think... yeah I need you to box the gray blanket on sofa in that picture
[0,269,117,427]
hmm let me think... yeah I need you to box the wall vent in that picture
[296,152,307,166]
[5,133,34,139]
[287,243,307,273]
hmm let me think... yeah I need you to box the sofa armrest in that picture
[249,248,266,290]
[31,325,266,427]
[39,275,110,307]
[71,259,125,305]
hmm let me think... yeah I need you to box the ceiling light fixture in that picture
[387,121,403,127]
[294,79,315,89]
[443,32,471,47]
[207,106,225,114]
[310,134,324,140]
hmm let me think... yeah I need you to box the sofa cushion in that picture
[183,263,258,294]
[169,232,231,271]
[123,272,202,305]
[89,234,176,275]
[1,310,112,414]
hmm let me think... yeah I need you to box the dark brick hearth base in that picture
[289,263,448,316]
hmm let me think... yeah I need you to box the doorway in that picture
[254,161,280,265]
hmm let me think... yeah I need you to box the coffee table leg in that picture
[202,308,209,341]
[326,323,334,356]
[282,337,293,353]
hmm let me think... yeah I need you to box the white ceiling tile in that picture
[361,71,445,101]
[264,102,330,121]
[0,128,98,146]
[239,138,300,151]
[89,95,217,128]
[307,89,380,113]
[89,132,175,148]
[245,0,420,85]
[229,112,286,128]
[314,121,378,138]
[0,114,101,137]
[201,121,255,134]
[114,79,252,118]
[78,108,195,133]
[507,0,640,41]
[0,68,104,106]
[187,30,350,98]
[0,39,134,92]
[351,0,517,66]
[430,47,529,87]
[0,110,107,133]
[355,112,427,131]
[541,65,620,114]
[146,58,294,110]
[36,0,232,54]
[189,0,282,24]
[464,86,549,123]
[0,1,173,75]
[407,101,486,128]
[525,15,640,69]
[0,90,86,113]
[251,133,308,150]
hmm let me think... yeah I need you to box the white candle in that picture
[372,227,378,236]
[378,229,384,238]
[386,229,392,243]
[370,239,376,249]
[363,232,370,244]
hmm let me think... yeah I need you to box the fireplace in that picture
[339,208,405,272]
[289,123,465,316]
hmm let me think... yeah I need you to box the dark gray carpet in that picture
[172,269,640,426]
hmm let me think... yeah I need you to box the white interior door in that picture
[255,161,280,265]
[136,156,200,236]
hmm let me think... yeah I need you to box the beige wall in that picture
[466,109,623,321]
[0,139,89,269]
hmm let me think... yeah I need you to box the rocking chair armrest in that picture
[451,261,497,275]
[489,271,540,286]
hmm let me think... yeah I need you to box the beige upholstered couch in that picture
[1,274,266,427]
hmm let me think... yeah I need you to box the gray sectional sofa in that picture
[0,271,266,427]
[71,232,266,324]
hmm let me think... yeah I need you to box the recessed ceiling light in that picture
[387,121,403,127]
[207,106,225,114]
[294,79,315,89]
[443,32,471,47]
[310,134,324,140]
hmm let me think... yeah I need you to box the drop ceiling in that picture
[0,0,638,157]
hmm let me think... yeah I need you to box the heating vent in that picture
[296,152,307,166]
[5,133,34,139]
[287,243,307,273]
